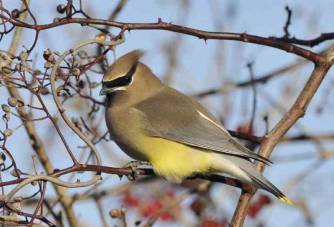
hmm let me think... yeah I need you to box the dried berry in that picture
[8,97,18,107]
[71,117,79,124]
[15,62,30,72]
[72,68,81,76]
[19,51,29,62]
[78,51,87,59]
[56,4,66,14]
[1,67,12,74]
[40,87,49,95]
[121,206,126,214]
[33,70,43,75]
[56,85,71,96]
[0,152,6,165]
[43,49,53,61]
[95,34,106,41]
[109,209,119,218]
[70,49,77,56]
[0,52,9,60]
[78,80,85,89]
[53,169,60,174]
[10,169,21,178]
[93,105,99,112]
[1,104,10,113]
[17,98,25,107]
[13,196,23,202]
[44,61,53,69]
[11,9,21,18]
[4,129,13,137]
[2,113,10,123]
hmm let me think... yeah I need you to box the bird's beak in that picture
[99,86,107,96]
[100,85,125,96]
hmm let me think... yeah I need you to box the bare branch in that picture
[230,44,334,226]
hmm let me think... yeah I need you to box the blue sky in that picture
[1,1,334,226]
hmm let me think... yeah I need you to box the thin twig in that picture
[230,44,334,226]
[145,182,210,226]
[194,58,308,98]
[246,62,257,133]
[0,17,325,64]
[4,1,79,226]
[282,6,292,38]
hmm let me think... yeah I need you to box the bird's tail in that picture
[241,167,293,205]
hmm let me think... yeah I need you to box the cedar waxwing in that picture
[100,50,292,204]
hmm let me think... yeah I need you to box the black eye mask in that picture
[103,65,137,88]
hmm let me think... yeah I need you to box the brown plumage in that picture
[100,50,292,204]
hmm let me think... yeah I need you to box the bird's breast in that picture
[105,106,228,184]
[105,107,150,161]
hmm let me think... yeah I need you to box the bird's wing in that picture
[134,86,271,164]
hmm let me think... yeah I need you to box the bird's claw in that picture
[126,168,139,181]
[125,161,151,168]
[124,161,151,181]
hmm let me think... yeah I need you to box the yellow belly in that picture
[138,136,212,183]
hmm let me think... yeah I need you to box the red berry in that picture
[122,193,139,207]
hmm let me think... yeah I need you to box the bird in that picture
[99,50,292,205]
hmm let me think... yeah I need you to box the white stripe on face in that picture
[112,87,127,91]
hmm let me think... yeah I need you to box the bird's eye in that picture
[103,65,136,89]
[125,76,132,84]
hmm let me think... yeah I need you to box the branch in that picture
[230,44,334,226]
[97,0,129,73]
[278,33,334,47]
[0,15,325,64]
[49,38,126,168]
[228,130,262,144]
[3,1,79,226]
[282,6,292,38]
[0,164,253,199]
[281,134,334,142]
[193,58,308,98]
[145,181,210,226]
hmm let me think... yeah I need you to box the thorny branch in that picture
[0,1,333,226]
[1,1,78,226]
[0,6,327,63]
[230,45,334,226]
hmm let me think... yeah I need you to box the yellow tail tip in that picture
[279,196,294,205]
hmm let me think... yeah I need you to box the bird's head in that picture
[99,50,162,98]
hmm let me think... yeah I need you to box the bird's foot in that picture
[124,161,151,181]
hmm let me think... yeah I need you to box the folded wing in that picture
[134,86,271,164]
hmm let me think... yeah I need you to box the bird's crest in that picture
[103,50,145,82]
